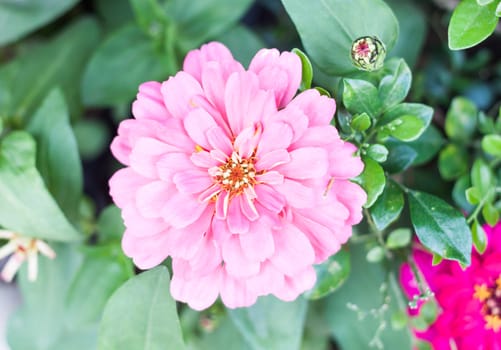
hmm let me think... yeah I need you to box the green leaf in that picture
[130,0,169,34]
[0,0,79,45]
[477,0,495,5]
[482,134,501,157]
[438,144,469,180]
[369,180,404,231]
[448,0,499,50]
[482,202,500,226]
[445,97,478,142]
[408,190,472,265]
[82,25,167,107]
[390,310,408,330]
[472,220,487,254]
[379,102,433,128]
[166,0,253,52]
[27,89,82,222]
[185,315,251,350]
[386,228,412,249]
[382,143,417,173]
[73,118,110,160]
[353,157,386,208]
[471,158,495,197]
[366,144,388,163]
[0,17,101,122]
[216,25,265,67]
[325,245,412,349]
[98,267,186,350]
[378,59,412,109]
[465,186,482,205]
[452,175,475,212]
[385,115,426,142]
[228,296,307,350]
[97,205,126,242]
[343,79,382,117]
[292,48,314,91]
[304,249,350,300]
[496,2,501,16]
[282,0,399,76]
[366,246,385,263]
[351,113,372,132]
[0,132,80,242]
[94,0,134,31]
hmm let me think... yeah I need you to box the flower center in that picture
[473,275,501,332]
[214,152,256,196]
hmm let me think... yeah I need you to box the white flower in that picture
[0,230,56,282]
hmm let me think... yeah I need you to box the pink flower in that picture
[400,222,501,349]
[109,42,366,310]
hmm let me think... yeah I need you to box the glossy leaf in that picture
[98,267,186,350]
[282,0,399,76]
[471,158,495,197]
[444,97,477,142]
[452,175,475,212]
[448,0,499,50]
[292,48,314,91]
[366,144,389,163]
[82,25,167,106]
[0,132,80,242]
[438,144,469,180]
[304,249,350,300]
[353,157,386,208]
[408,190,472,265]
[351,113,372,132]
[370,180,404,231]
[343,79,382,117]
[482,134,501,158]
[0,0,79,45]
[383,143,417,174]
[482,202,500,226]
[386,115,426,142]
[472,220,487,254]
[379,102,433,128]
[386,228,412,249]
[379,59,412,109]
[27,89,82,222]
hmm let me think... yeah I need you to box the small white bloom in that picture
[0,230,56,282]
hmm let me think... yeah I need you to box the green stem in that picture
[466,187,495,224]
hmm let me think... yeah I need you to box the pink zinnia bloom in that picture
[109,42,366,310]
[400,222,501,349]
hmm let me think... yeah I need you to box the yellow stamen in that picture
[474,284,491,302]
[195,145,204,153]
[496,275,501,289]
[485,315,501,332]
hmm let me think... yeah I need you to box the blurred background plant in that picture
[0,0,500,349]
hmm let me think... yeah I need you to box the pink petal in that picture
[271,106,309,142]
[274,179,315,208]
[122,205,169,237]
[224,71,276,136]
[273,267,316,301]
[201,62,228,120]
[157,152,193,181]
[328,142,365,179]
[239,221,275,262]
[227,198,250,234]
[256,122,293,157]
[122,230,171,269]
[246,261,284,296]
[161,192,208,228]
[255,149,290,171]
[109,167,148,207]
[275,147,328,179]
[189,238,223,276]
[220,270,258,308]
[129,137,174,178]
[239,194,259,221]
[222,236,260,278]
[249,49,301,107]
[255,171,284,185]
[206,126,233,155]
[173,170,213,194]
[255,184,285,213]
[183,108,218,149]
[191,150,219,168]
[132,81,171,121]
[234,124,261,159]
[289,89,336,126]
[270,223,314,276]
[290,126,340,150]
[161,71,203,119]
[136,180,172,218]
[330,180,367,225]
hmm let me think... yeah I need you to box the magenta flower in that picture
[109,42,366,310]
[400,222,501,349]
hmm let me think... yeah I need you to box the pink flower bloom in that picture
[109,42,366,310]
[400,222,501,349]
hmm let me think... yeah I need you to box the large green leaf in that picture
[378,59,412,109]
[325,245,412,349]
[408,190,472,265]
[98,266,186,350]
[448,0,499,50]
[282,0,399,76]
[369,180,404,231]
[228,296,307,350]
[82,25,167,106]
[343,79,382,117]
[0,17,101,122]
[27,89,82,222]
[353,157,386,208]
[0,0,79,45]
[0,132,80,242]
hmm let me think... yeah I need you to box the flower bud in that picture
[350,36,386,71]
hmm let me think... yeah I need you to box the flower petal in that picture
[136,180,172,218]
[109,168,148,207]
[255,184,285,213]
[289,89,336,126]
[227,197,250,234]
[239,221,275,262]
[274,179,315,208]
[132,81,171,121]
[255,149,290,171]
[161,71,203,119]
[222,236,260,278]
[173,170,213,194]
[161,192,208,228]
[184,108,218,149]
[129,137,174,178]
[275,147,328,179]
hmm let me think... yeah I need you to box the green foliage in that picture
[292,48,313,91]
[354,157,386,208]
[343,79,382,117]
[444,97,478,142]
[369,180,404,231]
[98,267,186,350]
[281,0,399,76]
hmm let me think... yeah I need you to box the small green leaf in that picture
[482,134,501,157]
[386,228,412,249]
[478,111,495,134]
[408,190,472,265]
[448,0,499,50]
[445,97,477,142]
[465,187,481,205]
[97,205,125,242]
[390,310,408,330]
[472,220,487,254]
[431,253,443,266]
[366,144,388,163]
[385,115,426,142]
[292,48,313,91]
[315,87,331,97]
[353,157,386,208]
[378,59,412,108]
[453,175,475,212]
[130,0,168,35]
[477,0,495,5]
[366,246,385,263]
[351,113,372,132]
[471,158,495,197]
[379,102,433,127]
[496,2,501,16]
[438,144,469,180]
[304,249,350,300]
[343,79,382,117]
[482,202,500,226]
[369,180,404,231]
[382,144,417,174]
[98,267,186,350]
